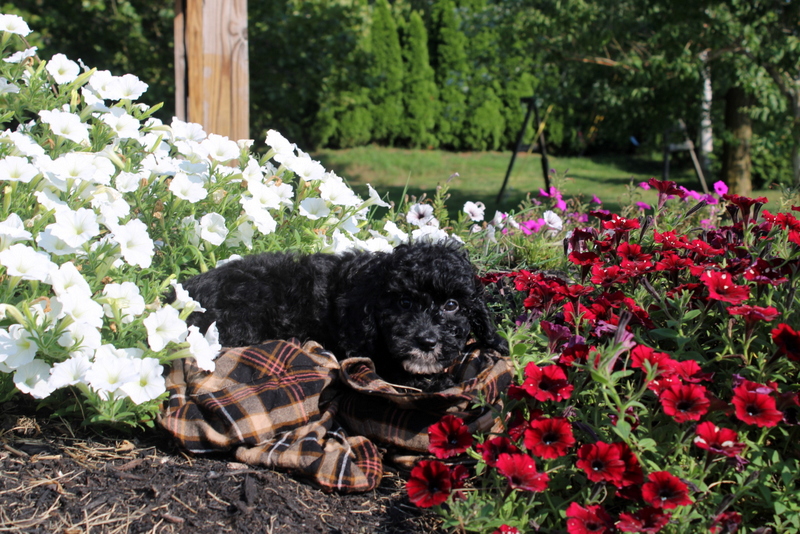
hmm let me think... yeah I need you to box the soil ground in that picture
[0,400,443,534]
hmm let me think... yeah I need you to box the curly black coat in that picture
[178,241,508,388]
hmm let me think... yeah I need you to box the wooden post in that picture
[175,0,250,140]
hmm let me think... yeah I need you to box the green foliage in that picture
[430,0,469,150]
[315,87,374,149]
[462,73,505,151]
[400,11,438,148]
[368,0,404,145]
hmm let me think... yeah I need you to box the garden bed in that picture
[0,401,440,534]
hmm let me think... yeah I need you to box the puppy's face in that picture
[377,289,472,375]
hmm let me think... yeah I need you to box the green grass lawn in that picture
[314,146,790,217]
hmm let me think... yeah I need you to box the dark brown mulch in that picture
[0,401,443,534]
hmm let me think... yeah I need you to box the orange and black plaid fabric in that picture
[158,339,512,493]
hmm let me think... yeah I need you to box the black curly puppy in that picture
[177,241,508,390]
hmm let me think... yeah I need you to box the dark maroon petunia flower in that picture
[743,258,788,285]
[659,382,710,423]
[723,193,768,225]
[693,421,745,457]
[522,363,574,402]
[615,441,644,488]
[495,452,549,492]
[576,441,626,486]
[771,323,800,361]
[616,506,671,532]
[641,471,693,509]
[406,460,452,508]
[524,417,575,459]
[428,414,473,459]
[476,436,520,468]
[700,270,750,305]
[709,510,742,534]
[731,385,783,427]
[566,502,614,534]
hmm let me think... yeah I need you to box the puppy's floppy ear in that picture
[466,275,509,355]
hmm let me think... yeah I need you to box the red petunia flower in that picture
[615,441,644,488]
[641,471,693,509]
[654,252,694,272]
[428,415,473,459]
[700,270,750,305]
[723,193,768,225]
[590,264,630,287]
[576,441,626,486]
[673,359,714,383]
[523,417,575,459]
[617,242,653,262]
[566,502,614,534]
[522,363,574,402]
[602,214,641,233]
[648,178,687,200]
[495,452,549,492]
[693,421,745,457]
[731,386,783,427]
[771,323,800,361]
[406,460,452,508]
[709,510,742,534]
[492,526,521,534]
[475,436,520,468]
[616,506,671,532]
[654,230,689,250]
[659,382,710,423]
[728,305,780,323]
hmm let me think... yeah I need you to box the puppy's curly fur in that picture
[178,241,508,390]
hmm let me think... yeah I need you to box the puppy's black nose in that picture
[415,332,438,351]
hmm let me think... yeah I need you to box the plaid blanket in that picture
[158,339,512,493]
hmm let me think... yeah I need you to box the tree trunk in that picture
[698,51,713,175]
[721,85,752,196]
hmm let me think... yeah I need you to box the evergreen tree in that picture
[369,0,404,145]
[430,0,469,149]
[400,11,439,148]
[463,72,505,151]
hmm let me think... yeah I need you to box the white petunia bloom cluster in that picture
[0,14,475,423]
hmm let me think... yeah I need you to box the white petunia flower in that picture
[108,219,154,269]
[101,107,140,139]
[366,184,391,208]
[45,53,80,84]
[48,207,100,248]
[115,74,148,100]
[0,155,37,183]
[48,353,92,389]
[543,210,563,231]
[4,46,37,64]
[320,229,354,254]
[91,186,131,226]
[36,228,79,256]
[143,306,188,352]
[171,117,206,142]
[0,77,19,94]
[0,213,32,251]
[59,287,104,329]
[463,201,486,222]
[49,261,92,297]
[0,244,57,282]
[412,225,457,244]
[169,280,206,314]
[246,207,277,235]
[201,133,239,162]
[355,236,393,253]
[215,254,242,268]
[119,357,165,404]
[226,221,255,250]
[1,131,45,157]
[320,175,361,207]
[169,172,208,203]
[115,170,145,192]
[382,221,408,246]
[298,198,331,220]
[14,360,54,399]
[102,281,146,324]
[199,212,228,246]
[0,324,38,369]
[265,129,296,163]
[57,320,102,356]
[406,203,435,227]
[86,345,140,395]
[88,70,121,100]
[0,14,32,36]
[284,153,325,182]
[269,181,294,207]
[186,323,221,371]
[241,158,263,183]
[39,109,90,144]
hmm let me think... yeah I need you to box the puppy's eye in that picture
[443,299,459,312]
[399,297,413,310]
